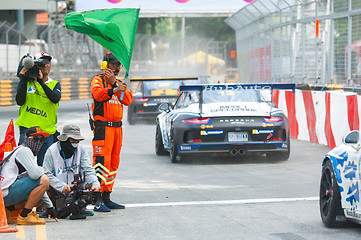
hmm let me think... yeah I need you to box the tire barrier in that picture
[273,89,360,149]
[0,78,92,106]
[0,80,17,106]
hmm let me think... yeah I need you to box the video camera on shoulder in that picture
[18,53,47,79]
[54,173,101,219]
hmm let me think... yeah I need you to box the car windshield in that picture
[202,89,264,104]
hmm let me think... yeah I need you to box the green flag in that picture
[64,8,139,73]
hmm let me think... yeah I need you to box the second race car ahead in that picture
[127,77,199,124]
[155,83,295,163]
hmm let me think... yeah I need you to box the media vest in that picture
[0,146,23,197]
[48,142,81,185]
[16,78,59,134]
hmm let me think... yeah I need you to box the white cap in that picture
[34,52,52,61]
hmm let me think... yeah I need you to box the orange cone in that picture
[0,183,18,233]
[4,143,12,152]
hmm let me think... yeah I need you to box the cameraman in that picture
[42,124,100,220]
[15,52,61,166]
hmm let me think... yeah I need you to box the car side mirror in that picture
[159,102,170,112]
[343,130,359,144]
[266,101,276,108]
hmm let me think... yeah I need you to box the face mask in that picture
[71,142,79,148]
[23,136,44,156]
[60,139,77,159]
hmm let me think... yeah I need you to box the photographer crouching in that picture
[42,124,101,220]
[15,52,61,167]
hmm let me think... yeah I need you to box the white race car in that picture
[155,83,295,163]
[320,130,361,227]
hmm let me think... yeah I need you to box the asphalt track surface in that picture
[0,99,360,240]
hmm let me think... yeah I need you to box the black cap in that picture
[103,53,120,64]
[26,126,50,138]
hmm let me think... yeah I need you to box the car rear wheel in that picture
[319,159,343,228]
[170,128,182,163]
[155,124,168,156]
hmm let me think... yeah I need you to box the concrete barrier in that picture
[274,89,358,149]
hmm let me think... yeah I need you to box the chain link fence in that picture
[0,20,230,83]
[226,0,361,86]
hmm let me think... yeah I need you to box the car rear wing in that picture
[179,83,296,93]
[178,83,296,117]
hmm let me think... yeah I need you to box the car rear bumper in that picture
[177,141,289,155]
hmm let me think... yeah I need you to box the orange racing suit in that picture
[90,74,133,193]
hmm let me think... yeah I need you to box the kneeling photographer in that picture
[15,52,61,167]
[42,124,100,220]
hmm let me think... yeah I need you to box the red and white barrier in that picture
[273,90,360,149]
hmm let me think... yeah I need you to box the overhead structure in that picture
[75,0,249,18]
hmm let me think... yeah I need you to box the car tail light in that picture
[134,97,149,102]
[263,116,284,123]
[182,118,210,124]
[189,139,202,143]
[273,137,282,141]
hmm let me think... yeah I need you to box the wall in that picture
[274,89,359,149]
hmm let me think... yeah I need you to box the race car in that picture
[320,130,361,227]
[155,83,295,163]
[127,77,199,124]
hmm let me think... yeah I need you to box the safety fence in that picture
[226,0,361,86]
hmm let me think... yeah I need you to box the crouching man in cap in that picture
[42,124,100,220]
[0,126,56,225]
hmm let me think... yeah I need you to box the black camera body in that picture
[27,58,46,78]
[54,174,101,219]
[18,54,47,80]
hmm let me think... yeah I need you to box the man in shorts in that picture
[0,126,55,225]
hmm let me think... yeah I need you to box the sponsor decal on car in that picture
[210,105,257,113]
[252,129,274,134]
[180,145,192,151]
[200,130,224,136]
[200,125,214,129]
[143,102,158,107]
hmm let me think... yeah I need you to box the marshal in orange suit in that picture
[90,52,133,212]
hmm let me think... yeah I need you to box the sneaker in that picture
[36,204,45,214]
[17,212,46,225]
[39,211,48,218]
[69,213,86,220]
[93,204,111,212]
[104,201,125,209]
[5,209,16,224]
[82,209,94,216]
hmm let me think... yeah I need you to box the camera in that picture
[18,53,47,79]
[54,174,101,219]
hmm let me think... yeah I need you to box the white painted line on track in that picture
[123,197,319,208]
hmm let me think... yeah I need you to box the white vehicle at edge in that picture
[320,130,361,227]
[155,83,296,163]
